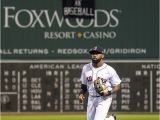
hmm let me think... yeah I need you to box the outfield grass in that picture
[1,114,159,120]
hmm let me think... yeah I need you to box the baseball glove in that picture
[94,78,108,96]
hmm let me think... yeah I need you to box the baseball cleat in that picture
[112,114,116,120]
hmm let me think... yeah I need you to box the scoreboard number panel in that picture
[0,60,159,112]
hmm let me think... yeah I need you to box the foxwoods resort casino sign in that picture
[3,6,121,40]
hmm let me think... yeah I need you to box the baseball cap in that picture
[89,46,105,54]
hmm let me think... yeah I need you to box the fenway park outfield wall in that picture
[1,0,159,113]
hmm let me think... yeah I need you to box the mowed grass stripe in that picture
[1,114,159,120]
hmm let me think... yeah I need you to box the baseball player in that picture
[79,46,121,120]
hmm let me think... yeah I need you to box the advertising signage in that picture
[1,0,159,59]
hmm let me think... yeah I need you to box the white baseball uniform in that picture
[80,62,121,120]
